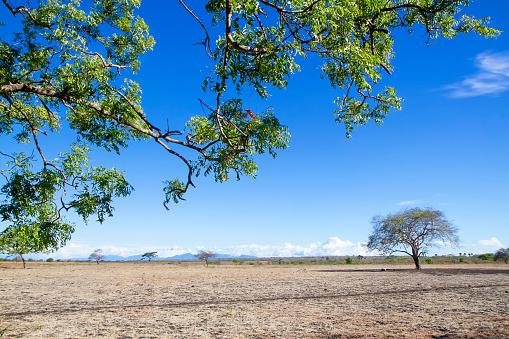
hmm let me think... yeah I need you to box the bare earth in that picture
[1,262,509,338]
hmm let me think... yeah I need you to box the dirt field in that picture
[1,262,509,338]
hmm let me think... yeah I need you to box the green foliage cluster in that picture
[141,251,157,262]
[0,0,499,256]
[345,257,354,264]
[477,253,494,261]
[425,258,433,264]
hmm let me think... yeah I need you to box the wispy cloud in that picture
[396,200,424,206]
[478,237,504,248]
[446,51,509,97]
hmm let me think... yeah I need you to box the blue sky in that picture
[2,1,509,259]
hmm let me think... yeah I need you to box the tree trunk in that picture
[412,254,421,269]
[20,253,26,269]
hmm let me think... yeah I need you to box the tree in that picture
[89,249,105,264]
[195,250,216,266]
[232,258,244,265]
[0,0,499,254]
[141,251,157,262]
[494,248,509,264]
[367,208,459,269]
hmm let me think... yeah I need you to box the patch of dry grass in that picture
[1,262,508,338]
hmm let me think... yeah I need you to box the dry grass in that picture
[1,262,509,338]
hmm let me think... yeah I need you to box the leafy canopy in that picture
[0,0,499,254]
[367,207,459,268]
[494,248,509,264]
[141,251,157,261]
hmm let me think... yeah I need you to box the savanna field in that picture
[1,261,509,338]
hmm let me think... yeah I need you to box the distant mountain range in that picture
[73,253,257,261]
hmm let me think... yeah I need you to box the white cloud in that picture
[478,237,504,248]
[396,200,424,206]
[451,237,505,255]
[26,237,370,259]
[208,237,369,257]
[15,237,505,260]
[446,51,509,97]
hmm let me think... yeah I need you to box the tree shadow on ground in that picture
[313,268,509,275]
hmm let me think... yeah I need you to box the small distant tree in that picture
[0,223,71,269]
[89,249,105,264]
[142,252,158,262]
[367,208,459,270]
[494,248,509,264]
[232,258,244,266]
[195,250,215,267]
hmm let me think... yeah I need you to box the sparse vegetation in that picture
[2,261,508,337]
[0,318,9,337]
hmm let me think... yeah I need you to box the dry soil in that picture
[1,262,509,338]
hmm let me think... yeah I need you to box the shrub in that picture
[46,258,54,262]
[477,253,494,261]
[425,258,433,264]
[345,257,354,264]
[459,257,465,263]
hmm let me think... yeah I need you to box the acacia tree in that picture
[367,208,459,269]
[89,248,105,264]
[494,248,509,264]
[0,0,499,255]
[141,251,157,262]
[195,250,216,267]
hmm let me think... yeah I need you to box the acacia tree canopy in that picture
[196,250,216,266]
[89,248,105,263]
[494,248,509,264]
[367,207,459,269]
[0,0,499,255]
[141,251,157,261]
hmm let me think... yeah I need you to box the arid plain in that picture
[1,262,509,338]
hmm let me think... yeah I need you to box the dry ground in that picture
[1,262,509,338]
